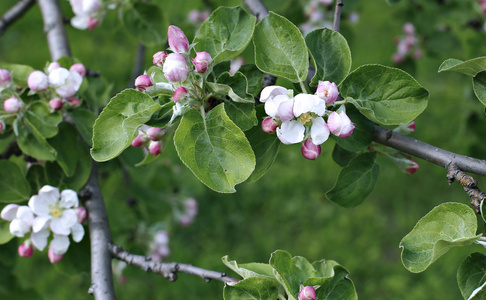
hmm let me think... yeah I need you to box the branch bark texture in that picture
[37,0,71,60]
[0,0,36,36]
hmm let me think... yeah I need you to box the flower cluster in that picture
[260,81,355,160]
[149,230,170,261]
[0,185,86,263]
[69,0,103,30]
[176,197,198,227]
[392,22,422,64]
[131,125,168,156]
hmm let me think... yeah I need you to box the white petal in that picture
[70,15,90,30]
[10,219,30,237]
[50,235,70,254]
[69,0,84,15]
[277,98,295,123]
[38,185,60,206]
[310,117,330,145]
[32,216,51,233]
[293,94,326,117]
[28,195,50,216]
[50,209,77,235]
[277,120,305,145]
[16,206,34,226]
[60,190,78,208]
[259,86,289,103]
[71,223,85,242]
[265,94,290,118]
[31,228,50,251]
[1,204,19,221]
[49,68,70,87]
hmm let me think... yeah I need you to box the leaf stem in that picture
[299,80,309,94]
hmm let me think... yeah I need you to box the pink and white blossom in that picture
[49,98,63,111]
[172,86,188,103]
[134,75,153,92]
[301,139,321,160]
[148,140,162,156]
[327,111,355,138]
[168,25,189,54]
[69,0,101,30]
[3,97,23,113]
[70,63,87,77]
[28,70,49,92]
[0,69,11,86]
[259,86,291,103]
[49,68,83,98]
[1,204,34,237]
[18,242,34,258]
[193,51,212,73]
[261,117,279,134]
[316,81,339,103]
[163,53,190,83]
[153,51,167,67]
[298,286,317,300]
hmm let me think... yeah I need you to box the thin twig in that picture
[0,140,21,159]
[37,0,71,60]
[108,243,240,284]
[0,0,36,36]
[128,43,146,88]
[446,162,486,213]
[332,0,344,32]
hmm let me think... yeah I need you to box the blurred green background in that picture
[2,0,486,299]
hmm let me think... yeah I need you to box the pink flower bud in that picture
[76,206,87,223]
[393,120,415,135]
[146,127,165,141]
[316,81,339,103]
[403,22,415,35]
[47,62,61,73]
[172,86,188,103]
[193,51,212,73]
[408,120,416,132]
[405,158,419,174]
[229,57,245,76]
[0,120,5,134]
[131,133,148,147]
[28,70,49,91]
[327,111,355,138]
[49,98,63,111]
[134,75,153,92]
[148,140,162,156]
[88,18,100,31]
[482,3,486,14]
[168,25,189,53]
[392,53,404,64]
[301,139,321,160]
[3,97,23,113]
[188,10,201,23]
[153,51,168,67]
[48,247,64,264]
[163,53,190,83]
[413,49,423,60]
[261,117,279,134]
[18,243,34,258]
[67,97,81,108]
[298,286,317,300]
[0,69,11,86]
[70,63,87,77]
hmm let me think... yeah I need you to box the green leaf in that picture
[0,160,31,202]
[253,12,308,83]
[246,105,281,183]
[0,63,35,87]
[17,119,57,161]
[340,64,429,125]
[473,71,486,106]
[207,71,254,103]
[224,101,257,131]
[24,101,62,138]
[194,6,256,65]
[326,152,379,208]
[0,221,13,245]
[458,252,486,300]
[330,106,375,152]
[313,265,357,300]
[173,104,255,193]
[238,64,264,97]
[120,2,165,47]
[69,108,97,146]
[332,144,357,167]
[62,141,92,191]
[438,57,486,76]
[91,89,161,162]
[305,28,352,86]
[222,255,275,279]
[399,202,481,273]
[223,277,280,300]
[47,122,78,176]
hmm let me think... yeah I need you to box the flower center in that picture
[51,207,62,218]
[299,113,312,125]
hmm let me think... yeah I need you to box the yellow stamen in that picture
[51,207,62,218]
[299,113,312,125]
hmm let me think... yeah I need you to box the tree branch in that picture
[0,0,36,36]
[80,162,116,300]
[446,162,486,213]
[37,0,71,60]
[108,243,239,284]
[332,0,344,32]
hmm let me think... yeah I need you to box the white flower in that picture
[259,86,291,103]
[49,67,83,98]
[1,204,34,237]
[70,0,101,30]
[264,94,294,122]
[327,111,355,138]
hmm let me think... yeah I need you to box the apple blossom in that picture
[1,204,34,237]
[70,63,87,77]
[393,120,415,135]
[403,22,415,35]
[150,230,170,261]
[193,51,212,73]
[153,51,167,67]
[148,140,162,156]
[3,97,23,113]
[67,97,81,108]
[301,139,321,160]
[168,25,189,54]
[134,74,153,92]
[47,62,61,73]
[327,111,355,138]
[261,117,279,134]
[69,0,101,30]
[316,81,339,103]
[298,286,317,300]
[229,57,245,76]
[405,158,419,174]
[49,67,83,98]
[163,53,190,83]
[0,69,11,86]
[179,198,198,226]
[172,86,188,103]
[18,242,34,258]
[259,85,291,103]
[49,98,63,111]
[76,206,87,223]
[48,246,64,264]
[28,70,49,91]
[146,127,165,141]
[263,94,294,122]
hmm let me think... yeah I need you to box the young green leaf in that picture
[400,202,481,273]
[457,252,486,300]
[24,101,62,138]
[0,221,14,245]
[173,104,255,193]
[222,255,275,279]
[0,160,31,203]
[17,119,57,161]
[305,28,352,86]
[326,152,379,208]
[91,89,161,162]
[194,6,256,65]
[313,265,357,300]
[120,2,165,47]
[207,71,254,103]
[439,57,486,76]
[340,64,429,125]
[253,12,308,83]
[47,122,78,177]
[332,144,357,167]
[473,71,486,106]
[224,101,257,131]
[69,108,97,147]
[223,277,280,300]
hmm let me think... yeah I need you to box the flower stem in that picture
[299,80,309,94]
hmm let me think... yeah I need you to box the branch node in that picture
[203,277,211,283]
[385,130,393,141]
[168,273,178,282]
[88,285,95,295]
[446,162,485,213]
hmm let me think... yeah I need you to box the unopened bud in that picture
[49,98,63,111]
[261,117,279,134]
[327,111,355,138]
[168,25,189,54]
[134,75,153,92]
[163,53,190,83]
[47,62,61,73]
[88,18,100,31]
[67,97,81,108]
[28,70,49,92]
[301,139,321,160]
[316,81,339,103]
[172,86,188,103]
[0,120,5,134]
[298,286,316,300]
[4,97,23,113]
[392,53,404,64]
[131,133,149,147]
[48,247,64,264]
[148,140,162,156]
[76,206,87,223]
[405,158,419,174]
[403,22,415,35]
[413,49,423,60]
[193,51,212,73]
[0,69,11,86]
[70,63,87,77]
[146,127,165,141]
[153,51,167,67]
[18,242,34,258]
[393,120,415,135]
